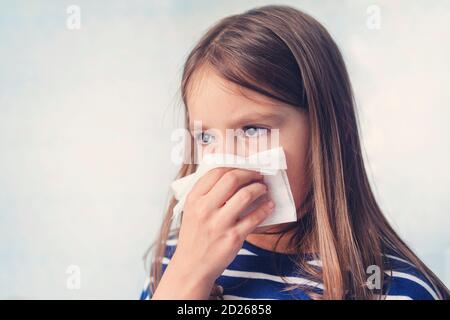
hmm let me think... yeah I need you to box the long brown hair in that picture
[148,5,449,299]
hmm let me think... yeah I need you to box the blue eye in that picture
[196,132,215,145]
[243,126,268,138]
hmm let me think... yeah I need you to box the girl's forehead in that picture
[186,66,285,124]
[187,90,284,131]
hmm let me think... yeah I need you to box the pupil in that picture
[202,133,211,143]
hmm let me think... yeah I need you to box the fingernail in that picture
[267,201,274,209]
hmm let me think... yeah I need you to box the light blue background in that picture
[0,0,449,299]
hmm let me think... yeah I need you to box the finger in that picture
[205,169,264,207]
[234,200,275,236]
[189,167,234,198]
[219,182,268,226]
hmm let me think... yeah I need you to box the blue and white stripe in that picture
[140,238,441,300]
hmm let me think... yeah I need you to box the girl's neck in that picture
[245,225,313,255]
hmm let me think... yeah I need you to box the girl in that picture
[141,5,449,300]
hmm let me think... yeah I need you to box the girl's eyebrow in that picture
[231,112,284,127]
[189,112,284,131]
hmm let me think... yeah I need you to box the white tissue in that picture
[170,147,297,227]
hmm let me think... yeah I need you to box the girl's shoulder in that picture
[381,250,442,300]
[140,234,179,300]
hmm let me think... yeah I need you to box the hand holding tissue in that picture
[171,147,297,227]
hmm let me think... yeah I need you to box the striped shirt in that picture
[140,237,440,300]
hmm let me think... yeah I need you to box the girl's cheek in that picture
[285,155,306,212]
[238,134,276,157]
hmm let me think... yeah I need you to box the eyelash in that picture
[195,125,270,145]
